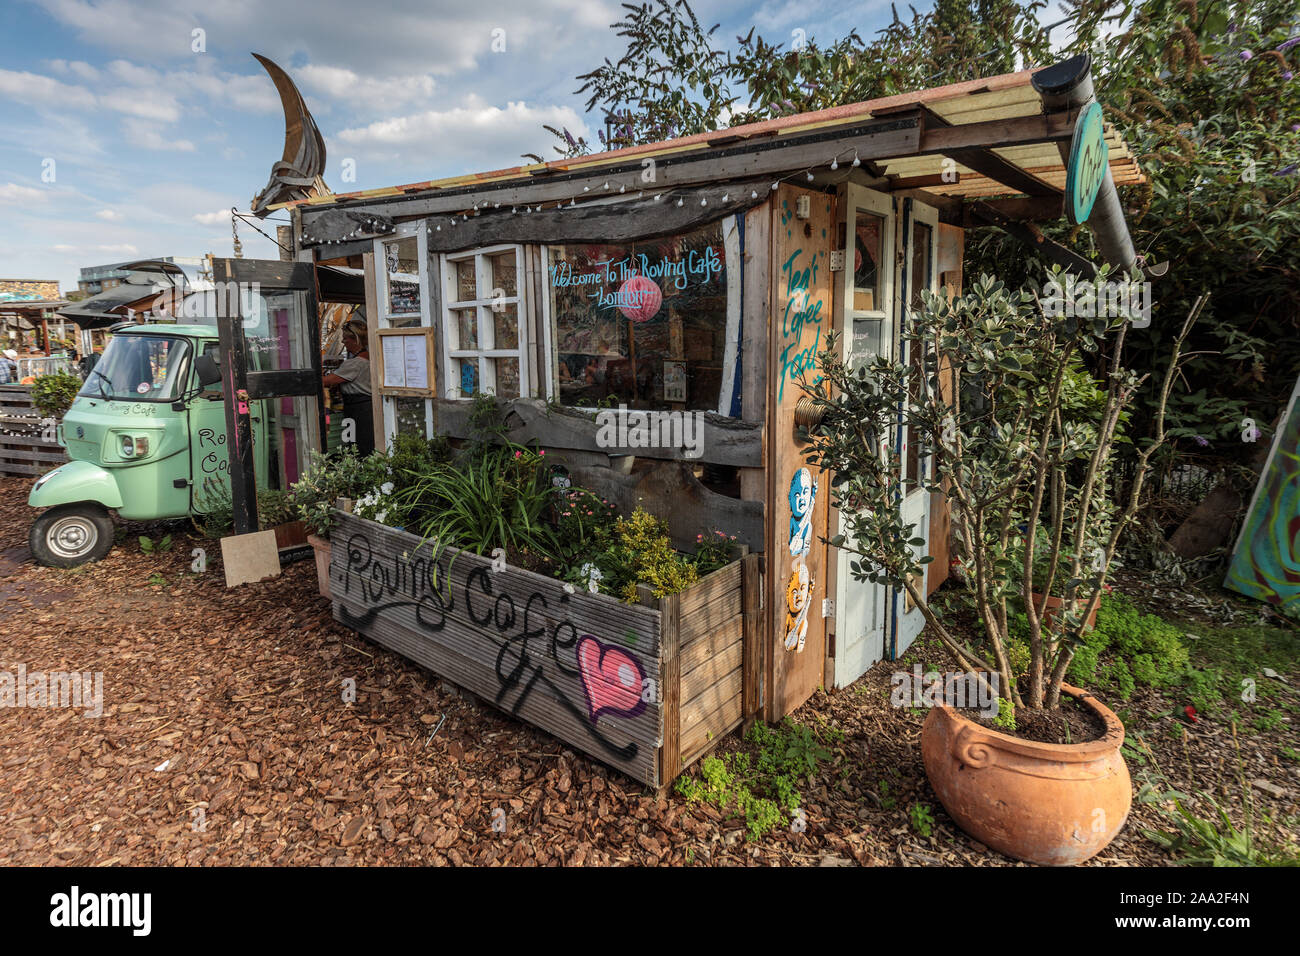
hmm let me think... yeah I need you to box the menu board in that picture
[380,333,429,390]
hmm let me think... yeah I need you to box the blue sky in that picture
[1,0,922,290]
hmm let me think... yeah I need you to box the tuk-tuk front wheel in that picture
[30,503,115,568]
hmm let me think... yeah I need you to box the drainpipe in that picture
[1032,53,1136,271]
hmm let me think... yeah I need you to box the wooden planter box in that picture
[328,511,761,788]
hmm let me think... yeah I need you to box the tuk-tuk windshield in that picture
[78,334,192,403]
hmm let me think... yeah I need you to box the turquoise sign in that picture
[1064,101,1107,225]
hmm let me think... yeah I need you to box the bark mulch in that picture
[1,476,1296,866]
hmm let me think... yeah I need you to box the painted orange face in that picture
[786,564,810,613]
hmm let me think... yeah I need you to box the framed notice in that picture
[376,329,434,395]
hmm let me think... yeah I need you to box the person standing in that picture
[323,317,374,456]
[0,349,16,384]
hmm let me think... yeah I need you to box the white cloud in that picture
[0,183,49,204]
[299,64,436,111]
[192,209,230,225]
[335,96,588,171]
[121,117,195,151]
[0,68,97,109]
[95,209,123,220]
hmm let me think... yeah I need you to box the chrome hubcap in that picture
[48,515,97,559]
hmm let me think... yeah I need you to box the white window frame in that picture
[439,244,529,400]
[373,222,434,442]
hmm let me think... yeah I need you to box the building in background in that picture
[77,256,209,296]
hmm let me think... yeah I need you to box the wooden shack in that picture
[251,53,1144,781]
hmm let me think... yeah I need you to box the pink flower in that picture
[514,450,521,458]
[539,450,546,456]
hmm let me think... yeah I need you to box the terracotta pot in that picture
[921,682,1130,866]
[1031,592,1098,632]
[307,534,332,599]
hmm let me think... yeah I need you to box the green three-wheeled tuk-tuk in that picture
[27,323,260,567]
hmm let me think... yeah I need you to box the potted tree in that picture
[804,268,1200,865]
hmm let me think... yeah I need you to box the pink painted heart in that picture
[576,636,647,723]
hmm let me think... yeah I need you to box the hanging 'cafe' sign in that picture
[1064,100,1108,226]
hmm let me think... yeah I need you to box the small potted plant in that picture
[805,267,1200,865]
[290,448,389,598]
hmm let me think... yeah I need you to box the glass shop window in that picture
[546,221,729,411]
[440,246,527,399]
[384,236,423,327]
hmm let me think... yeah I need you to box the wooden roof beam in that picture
[914,105,1065,198]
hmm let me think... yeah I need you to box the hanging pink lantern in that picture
[617,274,662,322]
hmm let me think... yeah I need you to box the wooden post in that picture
[658,592,681,792]
[214,259,258,535]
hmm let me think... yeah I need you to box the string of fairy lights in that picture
[302,146,870,246]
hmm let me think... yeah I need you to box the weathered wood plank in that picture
[679,616,744,676]
[659,593,681,786]
[680,693,743,765]
[300,118,921,235]
[680,667,742,731]
[741,552,762,725]
[435,397,763,469]
[681,639,743,704]
[678,560,742,618]
[680,586,749,638]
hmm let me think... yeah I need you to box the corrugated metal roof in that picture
[277,66,1143,213]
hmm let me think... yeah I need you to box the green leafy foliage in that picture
[1065,593,1190,698]
[256,488,296,529]
[289,447,390,538]
[693,528,742,575]
[394,444,558,558]
[673,718,837,841]
[589,508,699,603]
[139,534,172,555]
[909,802,936,838]
[992,697,1017,732]
[29,371,82,419]
[548,0,738,156]
[192,476,233,540]
[807,269,1192,710]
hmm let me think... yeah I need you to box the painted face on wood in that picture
[784,563,812,653]
[788,467,817,558]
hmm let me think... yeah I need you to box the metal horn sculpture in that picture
[250,53,327,217]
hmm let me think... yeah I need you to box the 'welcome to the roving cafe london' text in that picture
[550,247,722,309]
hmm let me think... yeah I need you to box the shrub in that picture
[594,508,699,603]
[1065,592,1190,697]
[290,447,389,538]
[30,371,82,419]
[694,528,742,575]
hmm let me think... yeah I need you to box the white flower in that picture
[380,482,394,495]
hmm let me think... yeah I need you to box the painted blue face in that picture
[789,468,812,518]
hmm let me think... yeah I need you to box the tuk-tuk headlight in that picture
[120,435,149,458]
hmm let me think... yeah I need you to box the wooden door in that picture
[766,185,834,719]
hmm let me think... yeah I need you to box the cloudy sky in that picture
[0,0,918,290]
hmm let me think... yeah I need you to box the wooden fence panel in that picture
[0,385,66,478]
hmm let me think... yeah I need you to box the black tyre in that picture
[30,503,116,568]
